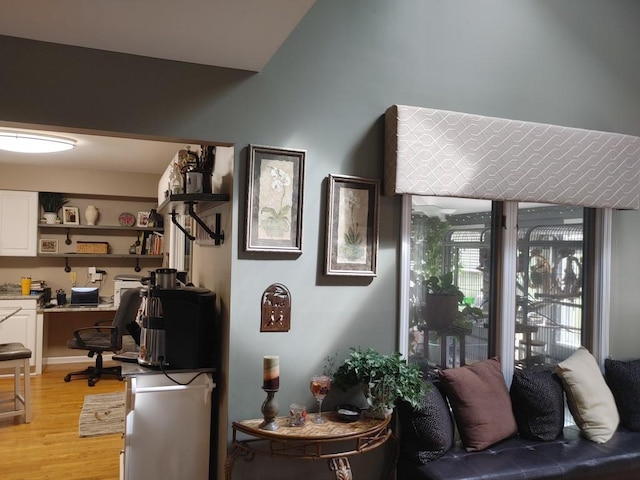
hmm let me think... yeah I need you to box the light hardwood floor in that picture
[0,362,123,480]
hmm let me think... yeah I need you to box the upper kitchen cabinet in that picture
[0,190,38,256]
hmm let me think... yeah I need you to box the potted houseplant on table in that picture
[332,347,427,418]
[39,192,68,224]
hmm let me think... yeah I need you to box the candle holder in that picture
[260,387,279,431]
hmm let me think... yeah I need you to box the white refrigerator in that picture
[122,370,215,480]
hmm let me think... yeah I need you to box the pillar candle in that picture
[263,355,280,390]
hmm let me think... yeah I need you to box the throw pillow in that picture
[438,357,517,451]
[510,368,564,441]
[605,358,640,431]
[397,379,454,464]
[555,347,619,443]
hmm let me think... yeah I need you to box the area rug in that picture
[78,391,125,437]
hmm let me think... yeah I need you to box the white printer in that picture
[114,274,143,307]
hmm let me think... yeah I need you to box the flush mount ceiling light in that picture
[0,130,76,153]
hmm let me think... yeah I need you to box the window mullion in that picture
[499,201,518,384]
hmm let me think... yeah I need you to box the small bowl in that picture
[334,404,361,422]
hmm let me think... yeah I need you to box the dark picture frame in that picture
[245,144,305,253]
[325,174,379,276]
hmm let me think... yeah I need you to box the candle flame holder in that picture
[260,387,279,430]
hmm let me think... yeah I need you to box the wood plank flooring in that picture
[0,363,123,480]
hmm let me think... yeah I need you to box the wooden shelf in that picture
[157,193,229,215]
[158,193,229,245]
[38,224,162,232]
[38,253,163,259]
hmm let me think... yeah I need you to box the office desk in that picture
[38,305,118,371]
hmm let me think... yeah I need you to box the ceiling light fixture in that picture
[0,131,76,153]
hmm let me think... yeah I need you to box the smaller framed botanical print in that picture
[325,174,379,276]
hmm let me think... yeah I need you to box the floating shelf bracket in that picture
[170,203,224,245]
[187,202,224,245]
[64,257,71,273]
[170,211,196,241]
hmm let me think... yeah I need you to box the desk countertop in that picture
[38,304,117,313]
[0,292,43,301]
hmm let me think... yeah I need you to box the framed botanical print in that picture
[245,144,305,253]
[325,174,379,276]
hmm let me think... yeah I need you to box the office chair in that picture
[64,288,142,386]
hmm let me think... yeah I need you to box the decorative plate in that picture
[118,212,136,227]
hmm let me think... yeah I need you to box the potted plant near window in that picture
[424,271,471,329]
[39,192,68,224]
[332,347,427,418]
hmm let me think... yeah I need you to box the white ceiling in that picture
[0,0,315,174]
[0,0,316,72]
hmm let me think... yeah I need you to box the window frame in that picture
[399,196,612,379]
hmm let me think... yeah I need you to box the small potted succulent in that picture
[39,192,68,224]
[332,347,427,418]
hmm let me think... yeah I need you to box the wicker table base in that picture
[225,412,396,479]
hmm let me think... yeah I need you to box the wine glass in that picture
[310,375,331,424]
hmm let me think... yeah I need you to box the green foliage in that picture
[260,205,291,235]
[38,192,67,213]
[344,226,363,246]
[425,271,465,303]
[332,347,427,411]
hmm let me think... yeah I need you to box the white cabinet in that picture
[0,190,38,256]
[0,299,40,372]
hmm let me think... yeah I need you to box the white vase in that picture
[43,212,57,224]
[85,205,99,225]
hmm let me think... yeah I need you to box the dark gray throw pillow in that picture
[605,358,640,431]
[510,368,565,441]
[397,380,454,464]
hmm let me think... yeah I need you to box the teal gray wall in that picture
[2,0,640,477]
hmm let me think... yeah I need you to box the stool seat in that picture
[0,343,32,361]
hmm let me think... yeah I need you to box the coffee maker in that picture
[138,272,217,369]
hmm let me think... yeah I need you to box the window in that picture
[402,197,592,378]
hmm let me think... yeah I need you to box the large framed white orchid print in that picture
[245,144,305,253]
[324,174,379,276]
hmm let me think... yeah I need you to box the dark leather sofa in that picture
[398,425,640,480]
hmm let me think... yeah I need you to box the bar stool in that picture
[0,343,32,424]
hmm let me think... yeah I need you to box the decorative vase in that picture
[43,212,57,224]
[85,205,99,225]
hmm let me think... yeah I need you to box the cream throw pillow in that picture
[556,347,619,443]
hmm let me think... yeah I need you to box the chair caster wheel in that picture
[88,380,96,387]
[64,375,71,382]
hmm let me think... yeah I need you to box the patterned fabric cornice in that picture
[384,105,640,209]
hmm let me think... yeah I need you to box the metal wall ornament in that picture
[245,144,305,253]
[324,174,380,277]
[261,283,292,332]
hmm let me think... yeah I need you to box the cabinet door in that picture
[0,190,38,256]
[0,303,37,368]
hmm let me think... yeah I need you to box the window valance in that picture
[384,105,640,209]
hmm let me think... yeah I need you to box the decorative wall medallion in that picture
[261,283,291,332]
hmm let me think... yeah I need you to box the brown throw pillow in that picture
[439,357,517,451]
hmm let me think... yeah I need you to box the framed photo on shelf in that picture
[324,174,379,277]
[39,238,58,254]
[137,211,150,227]
[245,144,306,253]
[62,206,79,225]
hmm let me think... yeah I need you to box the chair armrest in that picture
[94,318,115,331]
[73,326,117,348]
